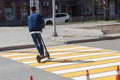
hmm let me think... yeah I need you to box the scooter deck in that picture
[36,34,50,63]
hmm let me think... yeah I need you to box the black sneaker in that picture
[40,54,46,59]
[36,55,41,63]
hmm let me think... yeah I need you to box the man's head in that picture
[31,6,36,13]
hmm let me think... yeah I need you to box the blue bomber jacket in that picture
[28,13,45,32]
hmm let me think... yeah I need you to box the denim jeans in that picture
[31,33,44,56]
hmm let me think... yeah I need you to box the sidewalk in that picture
[0,21,120,51]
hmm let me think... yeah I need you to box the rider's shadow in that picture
[42,58,94,63]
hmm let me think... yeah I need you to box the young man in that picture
[28,6,48,63]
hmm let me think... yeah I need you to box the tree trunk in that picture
[104,7,109,20]
[95,0,109,20]
[103,0,109,21]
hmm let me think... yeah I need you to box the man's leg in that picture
[31,33,44,57]
[36,33,44,56]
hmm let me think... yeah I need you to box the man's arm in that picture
[38,14,45,29]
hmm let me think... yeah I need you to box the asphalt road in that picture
[0,39,120,80]
[0,52,72,80]
[79,39,120,51]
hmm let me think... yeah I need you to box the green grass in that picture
[116,19,120,22]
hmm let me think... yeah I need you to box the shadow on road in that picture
[41,58,94,63]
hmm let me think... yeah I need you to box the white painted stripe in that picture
[51,51,117,61]
[12,56,35,60]
[48,45,95,49]
[1,48,101,57]
[52,62,120,74]
[47,47,102,52]
[89,55,120,61]
[35,55,120,69]
[72,71,116,80]
[1,53,33,57]
[5,48,112,62]
[2,48,101,58]
[1,47,102,59]
[47,47,81,52]
[23,61,37,64]
[36,62,76,69]
[50,48,102,56]
[24,51,117,64]
[48,46,90,49]
[38,48,101,57]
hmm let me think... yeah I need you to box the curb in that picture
[92,23,120,27]
[0,35,120,51]
[0,44,34,51]
[64,35,120,44]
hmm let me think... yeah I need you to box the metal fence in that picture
[72,14,120,22]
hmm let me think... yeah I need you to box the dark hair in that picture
[31,6,36,12]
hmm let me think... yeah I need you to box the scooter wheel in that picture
[36,55,41,63]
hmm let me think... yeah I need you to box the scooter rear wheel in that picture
[36,55,41,63]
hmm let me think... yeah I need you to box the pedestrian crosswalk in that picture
[0,45,120,80]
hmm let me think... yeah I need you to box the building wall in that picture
[0,0,5,21]
[0,0,52,21]
[56,0,93,16]
[116,0,120,14]
[40,0,52,16]
[4,0,30,21]
[0,0,120,22]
